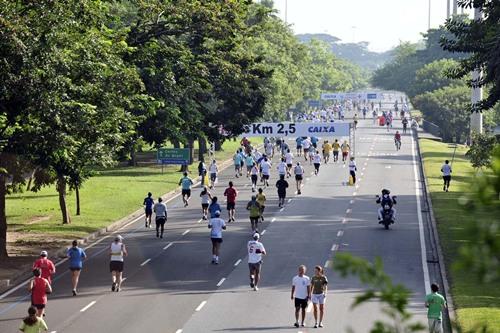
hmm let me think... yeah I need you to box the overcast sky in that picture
[272,0,472,52]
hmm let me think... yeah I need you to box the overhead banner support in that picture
[242,122,350,137]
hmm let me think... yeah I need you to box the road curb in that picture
[0,146,247,295]
[414,133,456,330]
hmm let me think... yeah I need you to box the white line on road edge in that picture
[216,278,226,287]
[280,207,284,212]
[411,132,431,295]
[324,260,331,268]
[337,230,344,237]
[80,301,96,312]
[271,218,276,223]
[261,229,267,235]
[331,244,339,251]
[349,200,354,204]
[342,218,347,224]
[287,198,292,203]
[49,331,57,333]
[140,258,151,266]
[234,259,242,266]
[306,302,313,313]
[175,330,183,333]
[182,229,191,236]
[195,301,207,312]
[197,218,203,223]
[163,242,173,250]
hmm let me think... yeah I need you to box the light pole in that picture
[470,6,483,136]
[428,0,431,30]
[446,0,451,19]
[285,0,288,24]
[453,0,458,15]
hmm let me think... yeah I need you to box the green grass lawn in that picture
[419,139,500,332]
[6,138,260,250]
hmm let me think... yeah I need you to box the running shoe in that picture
[111,282,116,292]
[250,275,255,288]
[294,323,299,328]
[253,286,258,291]
[319,323,324,328]
[72,290,77,296]
[314,323,318,328]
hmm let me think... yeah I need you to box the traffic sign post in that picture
[157,148,191,165]
[242,122,351,138]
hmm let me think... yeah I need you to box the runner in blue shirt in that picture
[311,136,319,149]
[179,172,194,207]
[295,137,304,157]
[67,240,86,296]
[208,196,222,218]
[143,192,154,228]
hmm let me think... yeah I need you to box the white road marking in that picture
[182,229,190,236]
[324,260,332,268]
[195,301,207,312]
[140,258,151,266]
[163,242,173,250]
[280,207,284,212]
[331,244,339,251]
[411,131,431,294]
[216,278,226,287]
[197,218,203,223]
[352,192,357,196]
[271,218,276,223]
[346,208,352,214]
[175,330,183,333]
[342,218,347,224]
[337,230,344,237]
[234,259,242,266]
[287,198,292,203]
[385,166,392,169]
[349,200,354,204]
[80,301,97,312]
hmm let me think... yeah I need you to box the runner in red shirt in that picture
[32,251,56,284]
[29,268,52,317]
[223,181,238,223]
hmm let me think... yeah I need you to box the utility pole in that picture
[428,0,431,30]
[470,6,483,136]
[446,0,451,19]
[285,0,288,24]
[453,0,458,15]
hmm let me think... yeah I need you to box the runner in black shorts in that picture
[143,192,154,228]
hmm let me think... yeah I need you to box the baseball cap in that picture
[114,235,123,241]
[214,210,221,217]
[40,250,48,257]
[252,233,260,240]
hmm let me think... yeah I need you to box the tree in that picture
[441,1,500,112]
[465,132,498,169]
[410,59,464,98]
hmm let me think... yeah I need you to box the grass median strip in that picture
[419,138,500,332]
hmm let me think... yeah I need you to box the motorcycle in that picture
[376,194,397,230]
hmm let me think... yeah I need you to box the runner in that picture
[245,153,254,178]
[294,162,304,195]
[311,136,319,149]
[223,181,238,222]
[311,265,328,328]
[394,130,402,150]
[250,162,259,192]
[291,265,311,328]
[179,172,194,207]
[285,149,294,177]
[322,140,332,164]
[425,283,447,333]
[312,150,321,175]
[277,157,287,178]
[208,159,218,189]
[341,140,350,163]
[265,141,274,159]
[441,160,452,192]
[153,197,167,238]
[308,146,315,165]
[260,157,272,187]
[349,156,357,184]
[109,235,127,292]
[143,192,154,228]
[208,196,221,218]
[332,139,340,163]
[246,195,262,232]
[402,117,409,134]
[256,188,266,222]
[197,159,207,186]
[200,186,212,220]
[233,150,243,178]
[276,175,289,208]
[19,306,48,332]
[32,251,55,285]
[67,240,86,296]
[28,268,52,318]
[248,233,266,291]
[208,210,226,264]
[353,113,359,129]
[295,137,303,157]
[302,137,311,161]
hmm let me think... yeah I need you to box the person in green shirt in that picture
[425,283,447,333]
[246,196,261,232]
[19,306,48,333]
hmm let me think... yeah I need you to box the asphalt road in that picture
[0,112,434,333]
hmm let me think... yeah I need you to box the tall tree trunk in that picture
[75,185,81,216]
[214,139,222,151]
[57,175,71,224]
[198,136,207,162]
[26,168,37,191]
[129,143,137,167]
[0,174,8,258]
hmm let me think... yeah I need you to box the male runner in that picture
[248,233,266,291]
[143,192,154,228]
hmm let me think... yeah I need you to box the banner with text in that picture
[242,122,350,137]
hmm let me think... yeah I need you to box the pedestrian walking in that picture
[311,265,328,328]
[248,233,266,291]
[276,175,289,208]
[441,160,452,192]
[179,172,194,207]
[67,240,86,296]
[349,156,357,184]
[425,283,447,333]
[208,196,221,219]
[209,159,218,189]
[294,162,304,195]
[302,138,311,161]
[291,265,311,328]
[224,181,238,222]
[245,154,254,178]
[200,187,212,220]
[28,268,51,318]
[246,195,262,232]
[109,235,127,292]
[208,211,226,264]
[32,251,55,285]
[143,192,154,228]
[256,188,266,222]
[19,306,48,333]
[322,140,331,164]
[153,197,167,238]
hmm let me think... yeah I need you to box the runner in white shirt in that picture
[349,157,357,184]
[285,149,294,177]
[208,211,226,264]
[441,159,452,192]
[294,162,304,195]
[248,233,266,291]
[312,151,322,175]
[209,160,218,189]
[260,157,272,187]
[250,163,259,192]
[308,146,315,165]
[302,138,311,161]
[291,265,311,328]
[277,158,287,178]
[265,142,274,158]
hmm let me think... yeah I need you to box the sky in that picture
[272,0,472,52]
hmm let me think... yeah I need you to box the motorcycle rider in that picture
[376,189,397,222]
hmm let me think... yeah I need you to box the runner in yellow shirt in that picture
[332,139,341,163]
[322,141,332,164]
[256,188,267,222]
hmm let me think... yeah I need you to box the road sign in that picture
[157,148,191,165]
[367,93,378,99]
[242,122,350,137]
[308,100,321,108]
[321,93,345,100]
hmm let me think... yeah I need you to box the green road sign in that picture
[157,148,191,165]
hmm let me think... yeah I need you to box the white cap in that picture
[252,233,260,240]
[40,250,48,257]
[114,235,123,241]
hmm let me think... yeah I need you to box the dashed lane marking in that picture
[234,259,242,266]
[349,200,354,204]
[140,258,151,266]
[80,301,96,312]
[216,278,226,287]
[261,229,267,235]
[271,218,276,223]
[280,207,285,212]
[337,230,344,237]
[331,244,339,251]
[346,208,352,214]
[163,242,173,250]
[342,218,347,224]
[182,229,191,236]
[195,301,207,312]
